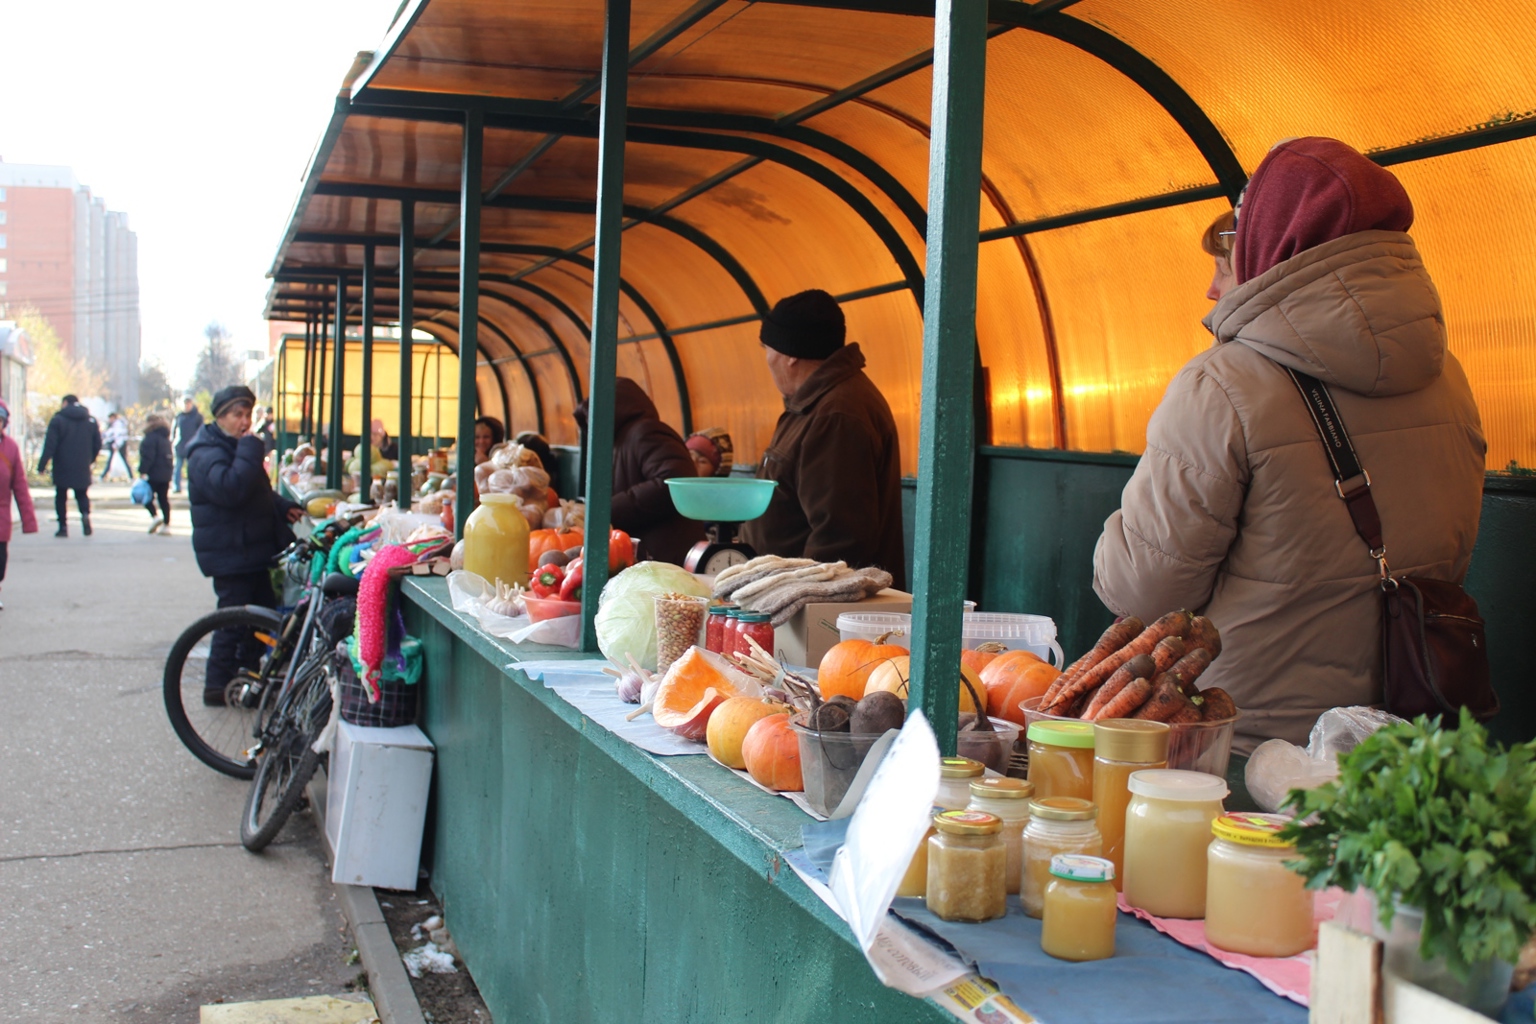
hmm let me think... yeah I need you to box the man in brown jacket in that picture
[742,290,907,589]
[1094,138,1485,752]
[575,378,703,565]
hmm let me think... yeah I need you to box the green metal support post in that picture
[360,243,376,500]
[275,341,287,464]
[455,110,484,537]
[315,315,328,450]
[579,0,631,652]
[906,0,988,754]
[300,318,314,438]
[328,277,347,493]
[398,201,415,509]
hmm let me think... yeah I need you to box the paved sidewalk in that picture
[0,484,359,1022]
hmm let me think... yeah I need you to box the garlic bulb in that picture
[483,580,524,618]
[615,670,644,704]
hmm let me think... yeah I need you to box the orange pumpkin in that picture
[982,652,1060,725]
[818,634,907,701]
[741,714,803,791]
[529,529,583,571]
[864,656,984,716]
[707,697,790,769]
[960,641,1009,677]
[652,648,750,740]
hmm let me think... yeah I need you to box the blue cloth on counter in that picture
[506,659,705,756]
[893,897,1306,1024]
[801,818,851,878]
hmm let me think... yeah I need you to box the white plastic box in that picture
[326,720,435,891]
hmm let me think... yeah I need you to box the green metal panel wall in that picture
[1466,481,1536,746]
[404,589,950,1024]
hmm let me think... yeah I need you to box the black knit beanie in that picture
[212,385,257,418]
[760,289,846,359]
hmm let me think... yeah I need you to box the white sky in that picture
[0,0,403,388]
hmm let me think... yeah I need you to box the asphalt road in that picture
[0,483,358,1022]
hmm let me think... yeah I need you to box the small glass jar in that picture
[1026,720,1095,801]
[968,777,1035,895]
[1092,720,1170,890]
[722,608,743,657]
[926,810,1007,923]
[705,606,735,654]
[737,613,774,658]
[899,758,986,899]
[1121,769,1227,919]
[1206,813,1316,957]
[1041,854,1118,962]
[1021,797,1101,918]
[897,822,935,898]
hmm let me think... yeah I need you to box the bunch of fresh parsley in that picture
[1281,708,1536,979]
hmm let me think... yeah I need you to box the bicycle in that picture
[162,517,360,778]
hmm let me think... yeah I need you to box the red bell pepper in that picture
[608,529,635,572]
[559,558,583,602]
[530,564,565,599]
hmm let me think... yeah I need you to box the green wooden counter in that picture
[401,576,951,1024]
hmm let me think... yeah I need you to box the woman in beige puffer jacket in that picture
[1094,138,1485,752]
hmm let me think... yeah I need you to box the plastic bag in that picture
[1245,706,1405,812]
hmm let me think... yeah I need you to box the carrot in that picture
[1198,686,1237,722]
[1095,676,1153,720]
[1169,703,1205,725]
[1042,610,1191,714]
[1131,676,1197,722]
[1186,616,1223,660]
[1046,616,1145,706]
[1151,636,1186,675]
[1157,648,1213,696]
[1082,653,1155,720]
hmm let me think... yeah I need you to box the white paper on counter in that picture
[828,710,948,994]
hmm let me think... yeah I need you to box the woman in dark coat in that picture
[138,415,175,534]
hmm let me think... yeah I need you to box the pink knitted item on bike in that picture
[355,544,419,701]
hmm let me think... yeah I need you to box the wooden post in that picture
[398,201,415,509]
[579,0,630,652]
[455,109,484,537]
[906,0,988,752]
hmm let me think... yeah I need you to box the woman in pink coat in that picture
[0,397,40,609]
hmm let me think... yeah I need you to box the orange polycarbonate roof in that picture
[267,0,1536,473]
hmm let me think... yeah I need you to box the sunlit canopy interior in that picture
[266,0,1536,475]
[275,333,461,442]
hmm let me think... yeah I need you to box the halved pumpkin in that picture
[651,647,760,740]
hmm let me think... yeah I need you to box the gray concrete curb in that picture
[308,770,427,1024]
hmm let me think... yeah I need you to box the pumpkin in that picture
[864,656,984,715]
[741,714,803,791]
[960,641,1009,677]
[707,697,790,769]
[981,651,1060,725]
[529,529,583,571]
[652,648,754,740]
[818,633,907,701]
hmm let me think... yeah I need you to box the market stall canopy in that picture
[266,0,1536,474]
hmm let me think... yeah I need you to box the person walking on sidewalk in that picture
[101,412,130,481]
[0,398,40,609]
[138,414,174,534]
[37,394,101,537]
[172,395,203,494]
[187,385,304,706]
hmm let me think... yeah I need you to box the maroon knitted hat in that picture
[1234,137,1414,284]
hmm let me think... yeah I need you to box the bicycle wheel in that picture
[163,606,285,779]
[240,663,332,852]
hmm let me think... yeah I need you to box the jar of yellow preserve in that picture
[1206,813,1316,957]
[1021,797,1100,918]
[968,777,1034,895]
[1041,854,1118,962]
[1092,720,1170,890]
[461,493,531,590]
[1121,769,1227,919]
[927,810,1007,923]
[1026,721,1095,801]
[900,757,987,898]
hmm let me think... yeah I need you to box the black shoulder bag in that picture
[1286,368,1498,722]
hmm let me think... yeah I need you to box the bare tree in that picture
[189,321,243,396]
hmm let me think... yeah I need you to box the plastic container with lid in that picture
[705,605,736,654]
[968,777,1035,895]
[926,810,1008,923]
[836,611,912,648]
[1092,720,1171,890]
[1205,813,1316,957]
[961,611,1065,667]
[1026,720,1095,801]
[1041,854,1118,962]
[1021,796,1101,918]
[1121,769,1228,919]
[461,493,531,590]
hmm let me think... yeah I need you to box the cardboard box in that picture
[774,588,913,668]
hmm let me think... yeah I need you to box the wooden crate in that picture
[1311,922,1493,1024]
